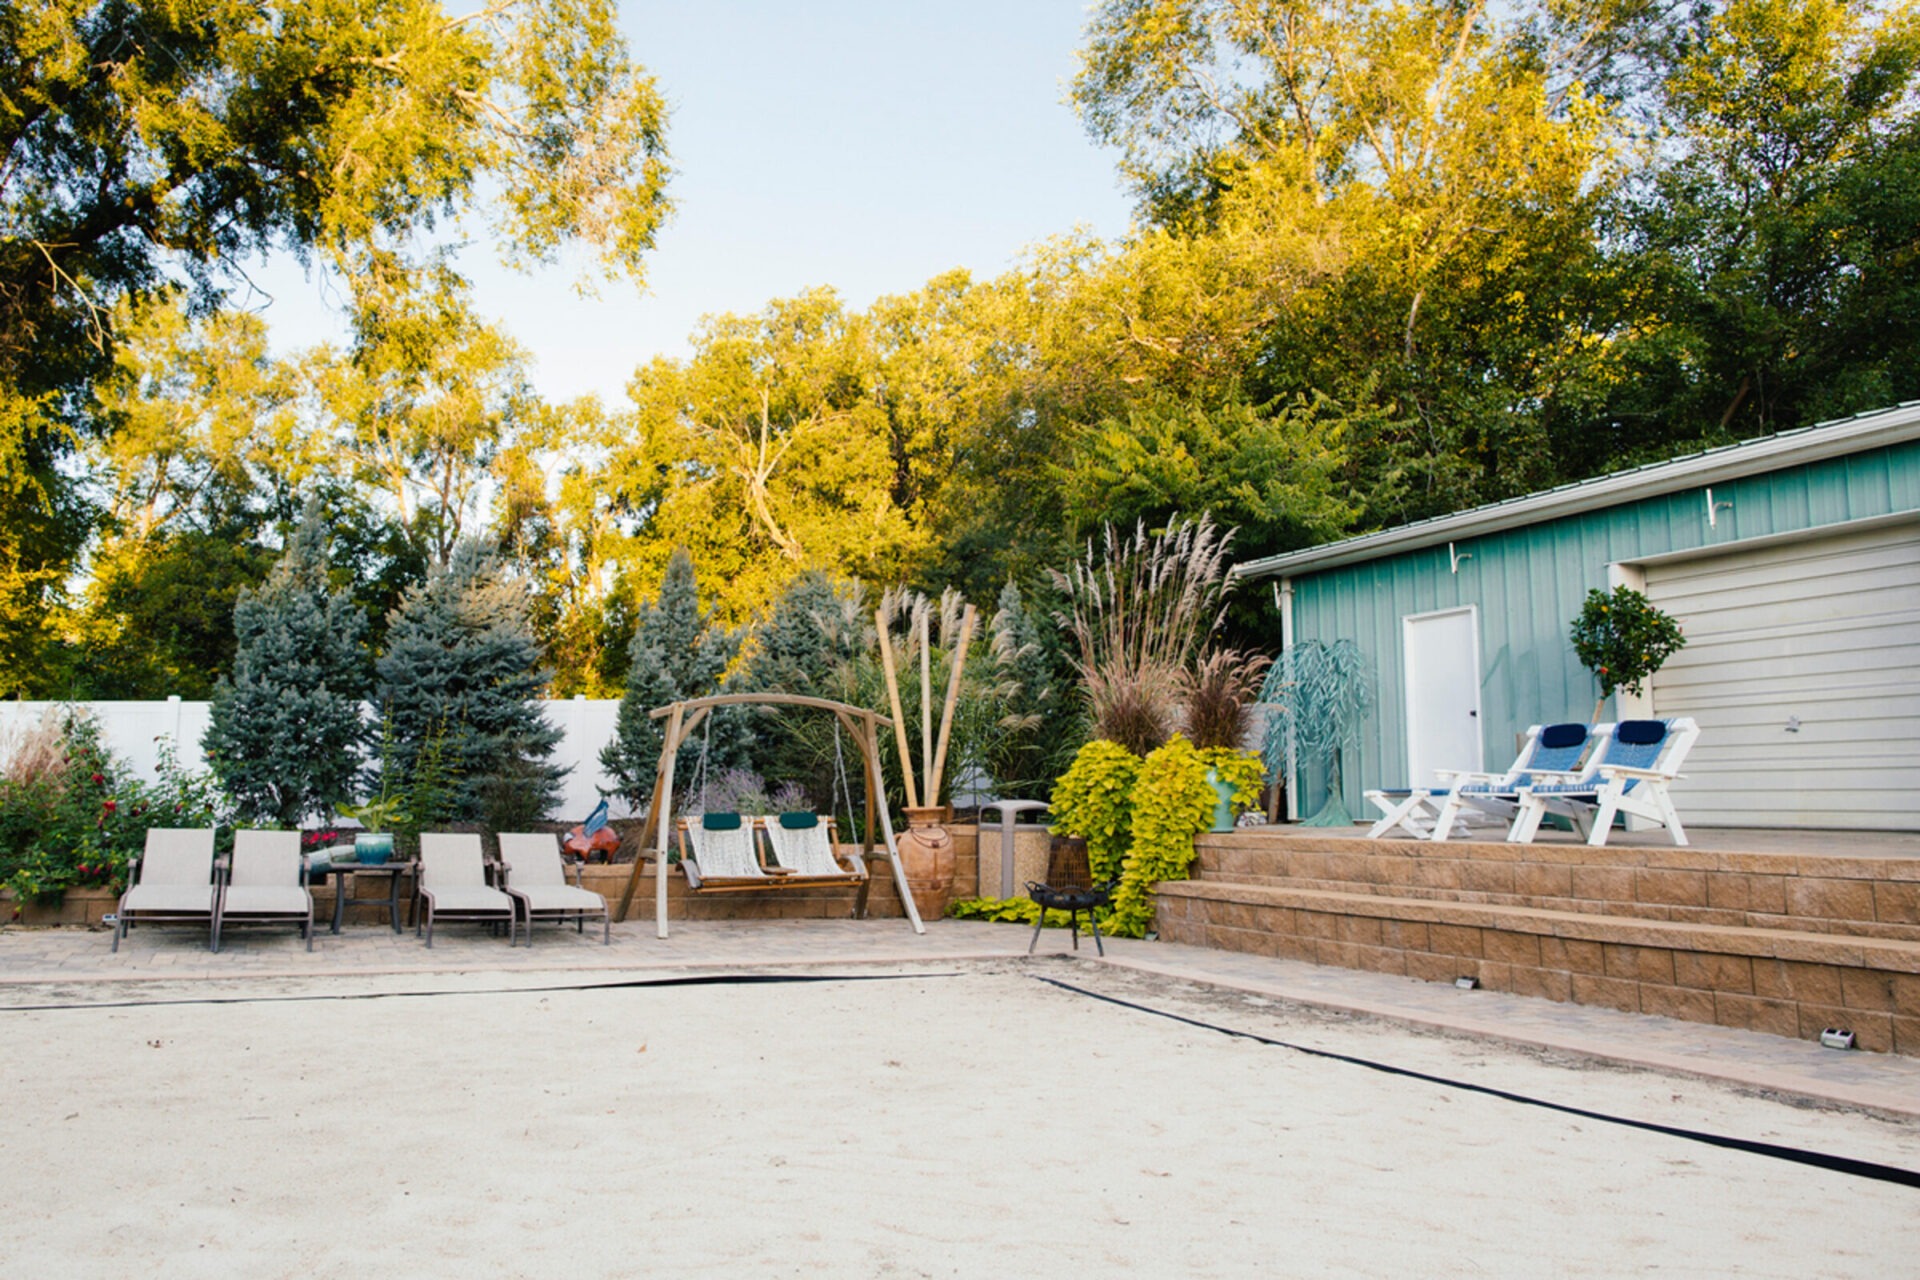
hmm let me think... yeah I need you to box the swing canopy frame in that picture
[613,693,927,938]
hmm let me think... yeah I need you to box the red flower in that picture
[91,773,104,785]
[103,799,117,813]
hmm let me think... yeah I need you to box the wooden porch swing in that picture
[612,693,927,938]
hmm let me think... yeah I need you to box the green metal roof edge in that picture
[1231,400,1920,581]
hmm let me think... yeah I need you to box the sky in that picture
[244,1,1136,406]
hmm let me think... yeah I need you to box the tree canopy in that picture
[12,0,1920,703]
[1,0,670,693]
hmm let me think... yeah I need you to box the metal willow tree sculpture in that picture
[1260,639,1376,827]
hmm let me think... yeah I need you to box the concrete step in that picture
[1154,879,1920,1055]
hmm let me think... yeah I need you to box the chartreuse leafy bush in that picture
[946,896,1088,928]
[1199,745,1266,812]
[1105,735,1215,937]
[1038,734,1267,937]
[1048,739,1141,884]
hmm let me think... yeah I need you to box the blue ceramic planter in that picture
[354,832,394,866]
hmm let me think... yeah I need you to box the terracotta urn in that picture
[896,805,955,920]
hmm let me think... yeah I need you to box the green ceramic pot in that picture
[1205,768,1236,833]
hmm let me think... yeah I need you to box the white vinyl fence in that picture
[0,698,632,823]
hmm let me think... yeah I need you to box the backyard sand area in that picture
[2,953,1915,1277]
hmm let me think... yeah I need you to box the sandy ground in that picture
[2,959,1916,1278]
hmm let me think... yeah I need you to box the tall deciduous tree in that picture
[322,267,535,567]
[603,289,925,624]
[204,508,370,826]
[1603,0,1920,455]
[1,0,671,683]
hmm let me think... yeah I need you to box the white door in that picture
[1644,519,1920,829]
[1404,607,1483,785]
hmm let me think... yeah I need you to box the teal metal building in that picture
[1233,403,1920,832]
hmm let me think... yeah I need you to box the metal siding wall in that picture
[1284,440,1920,816]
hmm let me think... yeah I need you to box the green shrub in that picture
[946,896,1085,927]
[1105,734,1216,937]
[1048,739,1141,883]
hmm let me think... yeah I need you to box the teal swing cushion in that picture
[778,811,819,829]
[702,812,743,831]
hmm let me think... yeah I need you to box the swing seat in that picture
[674,813,865,891]
[759,812,866,883]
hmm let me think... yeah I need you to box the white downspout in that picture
[1275,579,1299,822]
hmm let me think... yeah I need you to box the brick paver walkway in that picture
[4,915,1916,1118]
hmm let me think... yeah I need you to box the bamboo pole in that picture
[918,605,933,804]
[927,603,976,804]
[875,610,920,809]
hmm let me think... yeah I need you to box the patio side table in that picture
[321,860,416,935]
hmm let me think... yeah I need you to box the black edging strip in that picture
[0,970,961,1013]
[1033,974,1920,1191]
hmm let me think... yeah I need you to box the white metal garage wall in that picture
[1644,519,1920,829]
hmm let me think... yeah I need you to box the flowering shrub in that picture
[0,712,228,906]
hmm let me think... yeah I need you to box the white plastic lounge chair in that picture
[213,829,313,952]
[416,832,517,947]
[756,813,863,881]
[1365,723,1602,840]
[498,832,609,945]
[1424,722,1606,842]
[1507,717,1701,846]
[113,828,218,952]
[674,813,769,887]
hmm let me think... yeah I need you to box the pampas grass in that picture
[1052,515,1236,755]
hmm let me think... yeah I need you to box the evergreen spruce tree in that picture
[601,549,739,807]
[737,571,868,786]
[204,508,370,826]
[740,571,864,696]
[376,539,564,825]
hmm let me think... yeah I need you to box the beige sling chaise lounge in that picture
[213,829,314,952]
[113,827,218,952]
[498,832,609,945]
[416,833,517,947]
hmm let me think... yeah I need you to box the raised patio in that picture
[1156,824,1920,1055]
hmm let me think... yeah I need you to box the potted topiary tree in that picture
[1569,586,1687,723]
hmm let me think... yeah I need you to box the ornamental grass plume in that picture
[1180,647,1273,750]
[1052,514,1235,756]
[0,709,68,787]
